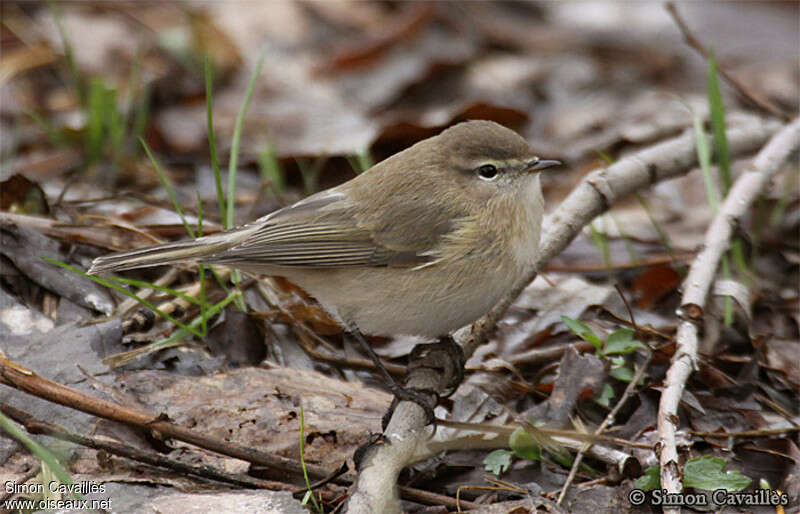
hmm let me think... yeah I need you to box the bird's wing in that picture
[206,188,456,268]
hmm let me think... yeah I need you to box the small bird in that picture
[90,120,558,341]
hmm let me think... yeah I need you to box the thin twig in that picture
[0,404,299,492]
[400,485,482,512]
[556,353,653,505]
[0,355,336,481]
[614,283,637,330]
[691,427,799,438]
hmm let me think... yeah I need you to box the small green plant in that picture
[484,449,513,474]
[634,465,661,491]
[684,456,751,491]
[561,316,646,386]
[48,1,150,179]
[484,423,578,476]
[635,456,751,492]
[299,408,323,513]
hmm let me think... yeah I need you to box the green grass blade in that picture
[140,137,196,239]
[347,148,374,174]
[297,156,326,195]
[101,275,202,307]
[707,51,731,194]
[356,148,373,172]
[131,84,151,152]
[258,145,284,193]
[44,258,205,337]
[103,290,241,368]
[589,222,611,270]
[693,111,720,213]
[597,150,674,268]
[708,52,750,314]
[225,47,266,308]
[636,194,680,271]
[23,108,65,146]
[0,411,84,501]
[85,79,107,166]
[226,47,267,229]
[610,212,640,266]
[299,407,323,512]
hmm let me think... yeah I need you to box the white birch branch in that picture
[656,117,799,510]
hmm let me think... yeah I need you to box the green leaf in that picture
[604,329,646,355]
[609,365,634,383]
[635,466,660,491]
[509,426,543,461]
[594,383,615,408]
[561,316,603,351]
[484,449,513,475]
[683,456,752,492]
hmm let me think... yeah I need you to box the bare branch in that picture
[656,117,799,505]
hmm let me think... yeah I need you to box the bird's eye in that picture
[477,164,498,181]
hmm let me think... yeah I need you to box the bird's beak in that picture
[527,158,561,172]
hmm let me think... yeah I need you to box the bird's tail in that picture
[88,230,247,275]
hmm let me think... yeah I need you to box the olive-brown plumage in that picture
[89,120,559,337]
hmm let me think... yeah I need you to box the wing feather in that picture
[205,191,428,268]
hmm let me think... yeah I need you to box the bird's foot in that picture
[380,336,465,430]
[408,335,465,398]
[381,386,439,430]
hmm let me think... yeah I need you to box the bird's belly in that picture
[283,263,520,338]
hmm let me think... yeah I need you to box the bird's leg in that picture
[346,325,437,428]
